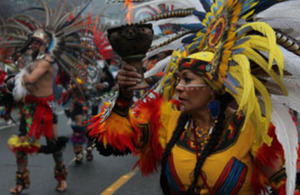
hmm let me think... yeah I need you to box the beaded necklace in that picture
[184,119,214,157]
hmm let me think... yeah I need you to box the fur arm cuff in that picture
[13,68,29,101]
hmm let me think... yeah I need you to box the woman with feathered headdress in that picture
[88,0,300,194]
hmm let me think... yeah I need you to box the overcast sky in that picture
[89,0,125,23]
[0,0,125,22]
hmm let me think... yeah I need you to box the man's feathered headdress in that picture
[0,0,96,92]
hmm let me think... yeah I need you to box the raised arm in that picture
[87,64,172,174]
[88,64,142,155]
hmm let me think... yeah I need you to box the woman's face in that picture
[175,69,214,113]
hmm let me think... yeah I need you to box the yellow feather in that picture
[230,66,254,120]
[238,22,277,69]
[238,35,284,77]
[252,76,273,147]
[8,135,41,149]
[232,55,253,111]
[96,112,133,148]
[240,47,287,95]
[159,50,181,98]
[242,9,254,20]
[246,90,257,126]
[102,136,107,147]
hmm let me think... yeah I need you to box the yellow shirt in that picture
[163,109,256,194]
[91,98,265,194]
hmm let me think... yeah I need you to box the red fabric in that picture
[25,95,54,139]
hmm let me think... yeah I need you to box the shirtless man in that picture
[23,49,54,97]
[8,29,67,194]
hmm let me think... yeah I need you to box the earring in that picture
[208,100,220,121]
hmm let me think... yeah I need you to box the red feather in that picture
[87,103,138,153]
[93,31,114,60]
[132,93,165,175]
[251,123,285,194]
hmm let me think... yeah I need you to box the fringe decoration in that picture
[13,68,29,101]
[8,135,40,154]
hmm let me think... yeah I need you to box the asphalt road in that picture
[0,111,162,195]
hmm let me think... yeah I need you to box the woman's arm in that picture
[87,64,142,155]
[87,65,171,175]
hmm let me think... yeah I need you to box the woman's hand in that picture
[117,65,145,96]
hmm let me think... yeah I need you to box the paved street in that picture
[0,111,161,195]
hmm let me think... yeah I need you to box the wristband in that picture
[112,95,133,117]
[268,168,286,189]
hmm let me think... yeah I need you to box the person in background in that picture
[8,29,68,194]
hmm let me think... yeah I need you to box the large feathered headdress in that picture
[153,0,298,194]
[0,0,96,92]
[83,14,114,61]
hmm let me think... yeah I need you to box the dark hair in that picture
[160,93,233,194]
[160,113,189,195]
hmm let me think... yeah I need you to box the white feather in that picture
[133,0,204,11]
[280,46,300,77]
[151,34,176,47]
[271,100,298,195]
[13,68,28,101]
[255,0,300,42]
[149,15,201,25]
[271,77,300,113]
[147,33,189,57]
[144,55,171,78]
